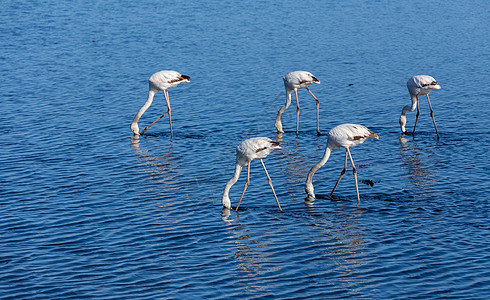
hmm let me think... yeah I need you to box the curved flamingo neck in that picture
[275,88,294,132]
[401,94,418,116]
[305,147,332,197]
[131,90,157,127]
[306,147,332,185]
[222,163,243,208]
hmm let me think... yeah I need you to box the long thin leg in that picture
[260,159,282,211]
[346,148,360,207]
[164,90,173,138]
[140,111,170,135]
[295,89,300,136]
[412,97,420,136]
[330,149,348,196]
[235,163,250,211]
[306,87,322,135]
[426,94,440,138]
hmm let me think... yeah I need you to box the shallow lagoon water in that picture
[1,0,489,298]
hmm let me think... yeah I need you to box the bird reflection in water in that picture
[130,136,182,199]
[221,208,285,295]
[303,205,368,290]
[221,203,367,294]
[399,136,437,191]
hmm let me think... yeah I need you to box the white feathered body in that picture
[222,137,281,209]
[131,70,190,135]
[407,75,441,97]
[149,70,190,91]
[327,124,378,150]
[236,137,281,167]
[283,71,320,91]
[275,71,321,133]
[305,124,379,199]
[399,75,441,133]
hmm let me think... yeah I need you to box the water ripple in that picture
[2,0,490,298]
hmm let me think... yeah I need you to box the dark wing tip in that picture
[169,75,190,84]
[421,81,437,88]
[353,131,379,141]
[256,147,267,153]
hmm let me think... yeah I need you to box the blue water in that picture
[1,0,489,298]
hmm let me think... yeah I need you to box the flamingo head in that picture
[305,182,316,200]
[130,123,140,136]
[399,115,407,133]
[222,194,231,209]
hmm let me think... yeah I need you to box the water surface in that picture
[1,0,489,298]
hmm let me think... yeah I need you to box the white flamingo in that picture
[275,71,322,135]
[131,70,190,138]
[305,124,379,207]
[222,137,282,211]
[399,75,441,138]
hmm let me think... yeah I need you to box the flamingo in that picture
[399,75,441,138]
[130,70,190,138]
[222,137,282,211]
[305,124,379,207]
[275,71,322,135]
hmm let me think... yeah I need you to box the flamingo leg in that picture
[260,159,282,211]
[426,94,440,138]
[164,89,173,139]
[140,111,170,135]
[346,148,360,207]
[306,87,322,135]
[330,149,348,196]
[295,89,300,135]
[412,97,420,136]
[235,163,250,211]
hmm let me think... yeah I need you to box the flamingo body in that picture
[305,124,379,206]
[236,137,279,166]
[131,70,190,137]
[283,71,320,91]
[407,75,440,97]
[399,75,441,137]
[222,137,282,211]
[275,71,322,135]
[148,70,190,91]
[326,124,377,150]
